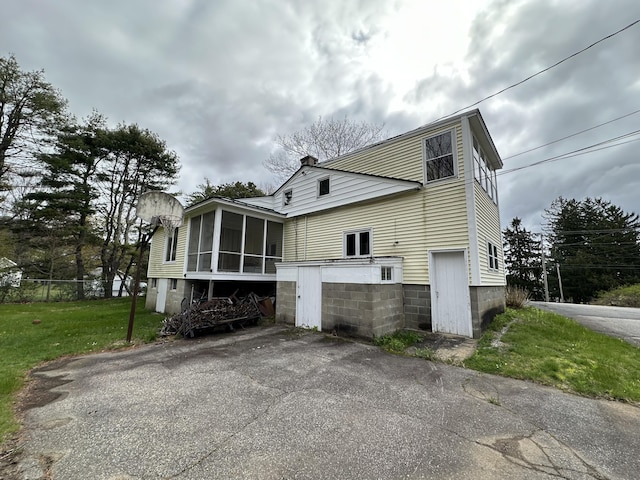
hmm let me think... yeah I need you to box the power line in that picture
[498,129,640,176]
[502,108,640,160]
[431,18,640,123]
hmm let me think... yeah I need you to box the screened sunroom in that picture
[184,198,285,282]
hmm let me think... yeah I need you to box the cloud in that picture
[1,0,639,229]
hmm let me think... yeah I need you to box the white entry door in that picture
[296,267,322,330]
[155,278,168,313]
[431,251,472,337]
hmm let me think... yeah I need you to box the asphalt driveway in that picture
[16,326,640,479]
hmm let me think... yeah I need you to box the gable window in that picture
[318,177,330,196]
[344,229,371,257]
[283,189,293,206]
[488,241,499,271]
[165,228,178,262]
[424,131,455,182]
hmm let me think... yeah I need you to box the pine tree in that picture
[503,217,543,299]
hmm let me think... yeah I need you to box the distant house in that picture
[146,109,506,338]
[88,269,145,297]
[0,257,22,288]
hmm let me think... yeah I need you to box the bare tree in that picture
[264,116,385,182]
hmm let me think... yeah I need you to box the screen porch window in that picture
[219,211,243,272]
[187,209,283,274]
[344,229,371,257]
[187,212,215,271]
[424,131,455,182]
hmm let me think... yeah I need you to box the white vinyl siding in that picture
[274,168,420,217]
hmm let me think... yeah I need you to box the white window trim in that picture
[381,266,393,282]
[422,128,458,184]
[343,228,373,258]
[164,228,178,263]
[487,240,499,271]
[317,176,331,197]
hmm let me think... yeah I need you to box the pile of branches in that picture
[161,293,262,337]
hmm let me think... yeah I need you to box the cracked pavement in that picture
[16,326,640,479]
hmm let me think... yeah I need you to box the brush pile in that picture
[161,292,267,337]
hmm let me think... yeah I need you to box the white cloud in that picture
[1,0,639,229]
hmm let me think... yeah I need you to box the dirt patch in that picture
[0,358,76,480]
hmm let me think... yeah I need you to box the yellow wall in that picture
[147,226,186,278]
[283,121,469,285]
[474,184,505,284]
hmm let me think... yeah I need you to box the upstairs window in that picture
[424,131,455,182]
[344,229,371,257]
[318,177,330,196]
[165,227,178,262]
[473,136,498,204]
[488,241,499,271]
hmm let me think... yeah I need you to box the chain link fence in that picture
[0,278,145,303]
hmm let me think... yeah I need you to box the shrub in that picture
[505,286,529,308]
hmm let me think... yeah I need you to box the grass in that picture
[465,307,640,403]
[592,284,640,307]
[374,330,426,355]
[0,298,164,445]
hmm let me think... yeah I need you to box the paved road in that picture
[531,302,640,346]
[16,326,640,479]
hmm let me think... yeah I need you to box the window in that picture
[488,241,499,271]
[242,216,265,273]
[318,177,330,196]
[424,131,455,182]
[219,211,243,272]
[170,279,178,290]
[473,136,498,204]
[165,228,178,262]
[265,221,283,274]
[381,266,393,282]
[187,212,215,272]
[344,229,371,257]
[283,189,293,206]
[151,278,157,289]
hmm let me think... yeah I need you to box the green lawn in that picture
[0,298,164,444]
[464,307,640,403]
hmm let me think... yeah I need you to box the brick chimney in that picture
[299,155,318,167]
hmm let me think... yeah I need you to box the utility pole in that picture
[541,233,550,302]
[556,263,565,303]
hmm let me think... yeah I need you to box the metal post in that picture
[126,241,145,343]
[541,234,550,302]
[556,263,565,303]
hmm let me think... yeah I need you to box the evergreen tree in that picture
[544,197,640,302]
[185,179,265,206]
[503,217,543,299]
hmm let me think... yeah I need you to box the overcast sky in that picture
[2,0,639,231]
